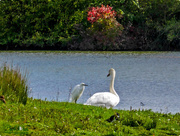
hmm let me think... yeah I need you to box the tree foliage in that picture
[0,0,179,50]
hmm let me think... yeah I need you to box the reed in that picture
[0,63,28,105]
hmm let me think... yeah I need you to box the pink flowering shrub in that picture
[87,5,116,24]
[86,5,124,50]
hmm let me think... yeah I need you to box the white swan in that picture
[84,68,120,109]
[69,83,88,103]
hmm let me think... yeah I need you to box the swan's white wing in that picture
[84,92,119,108]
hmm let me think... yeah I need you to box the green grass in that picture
[0,63,28,105]
[0,99,179,135]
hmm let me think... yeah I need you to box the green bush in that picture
[0,63,28,105]
[0,0,86,49]
[137,0,180,50]
[159,19,180,49]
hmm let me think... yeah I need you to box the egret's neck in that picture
[110,71,118,96]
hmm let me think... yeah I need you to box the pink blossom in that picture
[87,4,116,24]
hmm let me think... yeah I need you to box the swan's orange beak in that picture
[107,73,110,77]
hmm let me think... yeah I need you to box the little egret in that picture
[69,83,88,103]
[84,68,120,109]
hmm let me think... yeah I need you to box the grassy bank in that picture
[0,99,180,135]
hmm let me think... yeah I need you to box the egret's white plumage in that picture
[69,83,88,103]
[84,68,120,109]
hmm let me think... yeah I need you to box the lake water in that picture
[0,51,180,114]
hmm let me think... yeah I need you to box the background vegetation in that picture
[0,0,180,50]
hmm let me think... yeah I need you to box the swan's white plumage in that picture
[84,68,120,109]
[69,83,87,103]
[84,92,119,109]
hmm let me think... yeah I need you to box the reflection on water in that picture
[0,52,180,114]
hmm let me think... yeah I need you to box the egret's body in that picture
[84,68,120,109]
[69,83,87,103]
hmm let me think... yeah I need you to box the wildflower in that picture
[19,126,23,131]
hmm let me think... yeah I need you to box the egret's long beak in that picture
[107,73,110,77]
[84,84,88,86]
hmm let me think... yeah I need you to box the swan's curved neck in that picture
[110,71,118,96]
